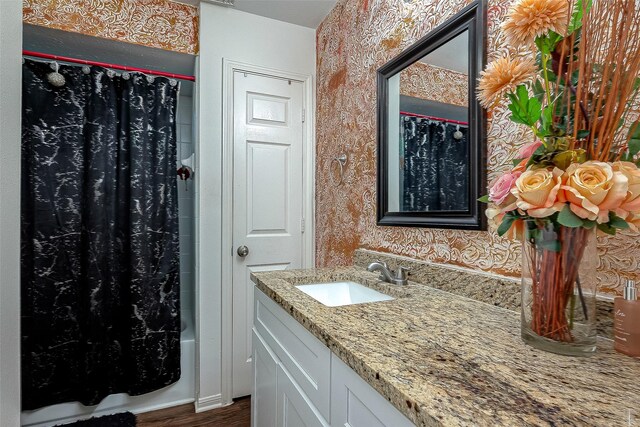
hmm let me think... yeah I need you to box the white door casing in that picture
[231,71,305,398]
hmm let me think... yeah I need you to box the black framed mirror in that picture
[377,1,487,230]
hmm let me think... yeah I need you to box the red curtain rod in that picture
[400,111,468,126]
[23,50,196,82]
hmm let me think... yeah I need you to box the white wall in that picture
[0,1,22,426]
[196,3,316,409]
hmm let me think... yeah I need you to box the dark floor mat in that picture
[55,412,136,427]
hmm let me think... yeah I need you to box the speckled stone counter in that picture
[353,249,615,339]
[251,267,640,427]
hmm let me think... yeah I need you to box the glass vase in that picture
[521,219,598,356]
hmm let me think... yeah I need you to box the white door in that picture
[232,71,304,398]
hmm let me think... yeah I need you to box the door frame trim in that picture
[220,59,315,404]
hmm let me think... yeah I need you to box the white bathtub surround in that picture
[177,94,196,319]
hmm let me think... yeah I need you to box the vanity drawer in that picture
[253,289,331,420]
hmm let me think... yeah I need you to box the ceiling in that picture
[183,0,337,28]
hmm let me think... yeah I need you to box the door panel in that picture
[247,141,290,234]
[232,72,304,398]
[248,93,289,125]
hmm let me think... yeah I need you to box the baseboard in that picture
[195,394,227,413]
[132,398,195,415]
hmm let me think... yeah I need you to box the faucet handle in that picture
[395,266,410,280]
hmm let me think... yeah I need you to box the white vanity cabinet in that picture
[330,354,414,427]
[252,331,278,427]
[252,288,415,427]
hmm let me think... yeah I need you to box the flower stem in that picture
[541,53,553,108]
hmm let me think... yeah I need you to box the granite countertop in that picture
[251,266,640,427]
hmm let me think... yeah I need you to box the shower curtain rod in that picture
[23,50,196,82]
[400,111,468,126]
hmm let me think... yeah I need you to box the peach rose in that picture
[512,167,564,218]
[561,161,628,223]
[613,161,640,219]
[518,140,543,159]
[489,171,521,205]
[626,213,640,232]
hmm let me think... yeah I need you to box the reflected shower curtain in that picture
[21,59,181,409]
[401,116,469,211]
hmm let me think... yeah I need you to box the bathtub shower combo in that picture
[20,59,197,427]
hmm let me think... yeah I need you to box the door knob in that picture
[237,245,249,257]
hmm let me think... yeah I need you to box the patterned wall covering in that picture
[315,0,639,295]
[23,0,199,54]
[400,62,468,107]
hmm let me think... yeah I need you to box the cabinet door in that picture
[276,364,329,427]
[253,330,277,427]
[331,354,415,427]
[254,289,331,419]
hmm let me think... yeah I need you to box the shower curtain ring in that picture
[47,61,66,87]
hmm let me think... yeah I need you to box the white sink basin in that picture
[295,281,394,307]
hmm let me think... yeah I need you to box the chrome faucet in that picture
[367,261,410,286]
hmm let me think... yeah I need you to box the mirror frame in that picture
[376,0,487,230]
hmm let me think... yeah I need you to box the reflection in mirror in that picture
[387,30,470,213]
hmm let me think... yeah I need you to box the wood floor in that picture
[136,398,251,427]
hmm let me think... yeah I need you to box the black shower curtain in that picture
[401,116,469,211]
[21,59,181,410]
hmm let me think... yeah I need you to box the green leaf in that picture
[540,105,554,133]
[629,121,640,140]
[533,144,546,156]
[478,195,491,203]
[557,205,583,228]
[629,139,640,157]
[497,215,517,237]
[535,32,563,55]
[576,129,590,139]
[552,149,587,169]
[582,219,596,229]
[507,85,542,127]
[609,213,630,229]
[568,0,592,34]
[628,122,640,157]
[512,158,524,167]
[532,80,546,102]
[597,222,617,235]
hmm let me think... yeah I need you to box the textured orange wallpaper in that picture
[23,0,199,54]
[400,62,468,107]
[315,0,639,295]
